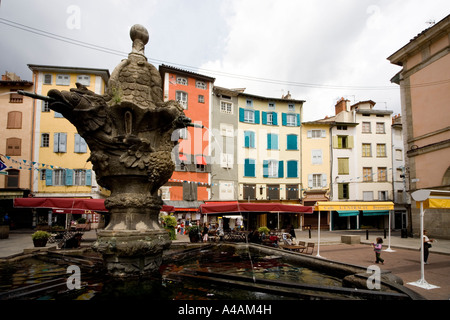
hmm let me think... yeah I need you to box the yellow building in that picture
[27,65,109,198]
[237,91,304,229]
[301,120,331,229]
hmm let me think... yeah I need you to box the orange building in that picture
[159,65,215,211]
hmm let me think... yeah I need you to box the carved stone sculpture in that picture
[43,25,191,276]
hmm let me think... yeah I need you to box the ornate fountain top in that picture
[130,24,149,56]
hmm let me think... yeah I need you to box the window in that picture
[363,167,373,182]
[176,91,188,109]
[6,138,21,156]
[362,143,372,157]
[243,183,256,200]
[268,102,275,110]
[53,133,67,153]
[362,122,371,133]
[56,74,70,85]
[267,160,279,178]
[267,112,273,125]
[219,181,234,200]
[41,133,49,147]
[337,125,347,130]
[376,122,385,134]
[53,169,66,186]
[220,123,233,137]
[378,191,388,200]
[288,104,295,112]
[286,134,298,150]
[220,101,233,114]
[267,133,278,150]
[377,167,387,182]
[198,95,204,103]
[74,169,86,186]
[176,77,187,85]
[262,111,277,125]
[6,169,19,188]
[77,75,90,86]
[244,131,255,148]
[44,74,52,84]
[220,153,233,169]
[286,114,297,126]
[286,184,299,200]
[334,135,353,149]
[267,184,280,200]
[7,111,22,129]
[244,109,255,123]
[246,99,253,107]
[195,81,206,89]
[308,174,326,188]
[42,101,50,112]
[338,158,349,175]
[244,159,256,177]
[395,149,403,161]
[363,191,374,201]
[307,129,326,138]
[287,160,298,178]
[376,144,386,157]
[311,149,323,164]
[9,90,23,103]
[338,183,349,199]
[74,134,87,153]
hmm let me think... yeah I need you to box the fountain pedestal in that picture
[41,24,190,277]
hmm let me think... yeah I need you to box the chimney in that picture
[335,97,349,115]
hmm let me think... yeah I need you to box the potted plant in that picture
[31,231,51,247]
[187,225,201,243]
[258,226,270,236]
[163,215,177,240]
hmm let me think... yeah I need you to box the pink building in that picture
[388,14,450,238]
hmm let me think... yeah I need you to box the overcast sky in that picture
[1,0,448,121]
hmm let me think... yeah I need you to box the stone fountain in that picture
[32,25,191,276]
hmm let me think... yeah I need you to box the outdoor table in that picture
[280,245,306,253]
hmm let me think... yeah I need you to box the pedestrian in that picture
[423,229,434,264]
[372,237,384,264]
[202,223,209,242]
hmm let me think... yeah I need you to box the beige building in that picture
[388,14,450,238]
[0,72,34,196]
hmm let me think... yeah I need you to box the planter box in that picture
[33,238,48,247]
[0,225,9,239]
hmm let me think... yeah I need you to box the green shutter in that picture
[239,108,245,122]
[263,160,269,178]
[45,169,53,186]
[296,114,301,126]
[254,110,260,124]
[262,111,267,125]
[65,169,73,186]
[282,113,287,126]
[272,112,278,125]
[287,160,298,178]
[278,160,284,178]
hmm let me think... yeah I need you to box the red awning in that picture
[13,198,174,214]
[198,202,313,214]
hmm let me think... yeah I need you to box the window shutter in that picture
[338,184,343,199]
[348,136,354,149]
[45,169,53,186]
[80,136,87,153]
[239,108,245,122]
[272,112,278,125]
[287,160,298,178]
[332,136,338,148]
[278,160,284,178]
[65,169,73,186]
[254,110,260,124]
[321,130,326,138]
[296,114,301,126]
[60,133,67,153]
[282,113,287,126]
[307,130,312,138]
[308,174,313,188]
[263,160,269,178]
[262,111,267,125]
[267,134,271,149]
[86,170,92,186]
[54,133,59,152]
[244,131,250,148]
[74,134,81,153]
[321,174,327,188]
[287,135,297,150]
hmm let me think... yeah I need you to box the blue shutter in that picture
[273,134,278,149]
[239,108,245,122]
[74,134,81,153]
[272,112,278,125]
[244,131,250,148]
[287,160,298,178]
[65,169,73,186]
[282,113,287,126]
[267,134,271,149]
[53,133,59,152]
[86,170,92,186]
[296,114,301,126]
[254,110,260,124]
[59,133,67,153]
[250,132,255,148]
[262,111,267,125]
[278,160,284,178]
[263,160,269,178]
[287,135,298,150]
[45,169,53,186]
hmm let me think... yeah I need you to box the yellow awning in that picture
[314,201,394,211]
[418,198,450,209]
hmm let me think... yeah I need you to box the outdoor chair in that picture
[305,242,315,255]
